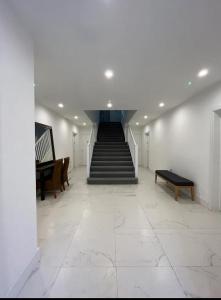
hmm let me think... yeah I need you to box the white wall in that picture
[79,127,92,165]
[0,1,38,296]
[142,83,221,208]
[35,104,80,169]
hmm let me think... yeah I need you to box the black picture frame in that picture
[35,122,56,162]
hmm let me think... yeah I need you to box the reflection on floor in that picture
[18,167,221,298]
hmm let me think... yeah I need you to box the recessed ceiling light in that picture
[159,102,165,108]
[105,69,114,79]
[197,68,209,78]
[188,81,192,86]
[83,122,87,126]
[107,101,113,108]
[74,115,78,120]
[144,115,148,119]
[58,103,64,108]
[136,122,140,126]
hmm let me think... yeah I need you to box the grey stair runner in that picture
[87,122,138,184]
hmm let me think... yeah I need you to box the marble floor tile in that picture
[156,230,221,267]
[18,265,59,298]
[144,206,188,230]
[175,266,221,298]
[117,267,185,298]
[114,206,152,230]
[115,229,170,267]
[63,228,115,267]
[40,234,75,268]
[183,210,221,229]
[18,167,221,298]
[48,267,117,298]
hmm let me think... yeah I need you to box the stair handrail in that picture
[86,123,97,178]
[127,126,138,178]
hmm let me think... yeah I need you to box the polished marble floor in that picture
[18,167,221,298]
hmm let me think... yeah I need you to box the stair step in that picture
[95,142,127,146]
[93,152,130,156]
[95,144,129,147]
[87,122,137,185]
[94,149,129,152]
[90,166,134,172]
[87,177,138,184]
[91,161,133,166]
[92,156,132,161]
[94,145,130,151]
[98,140,124,142]
[90,171,135,178]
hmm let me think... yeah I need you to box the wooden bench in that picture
[155,170,195,201]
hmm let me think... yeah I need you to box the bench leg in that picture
[190,186,195,201]
[175,187,179,201]
[155,173,157,184]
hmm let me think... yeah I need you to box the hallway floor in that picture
[19,167,221,298]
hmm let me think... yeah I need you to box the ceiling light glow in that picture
[144,115,148,119]
[198,68,209,78]
[83,122,87,126]
[58,103,64,108]
[105,69,114,79]
[107,101,113,108]
[136,122,139,126]
[74,116,79,120]
[159,102,165,108]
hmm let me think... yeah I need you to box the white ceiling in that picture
[12,0,221,126]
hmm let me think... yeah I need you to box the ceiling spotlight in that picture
[105,69,114,79]
[197,68,209,78]
[83,122,87,126]
[188,81,192,86]
[58,103,64,108]
[136,122,140,126]
[159,102,165,108]
[107,101,113,108]
[144,115,148,119]
[74,115,79,120]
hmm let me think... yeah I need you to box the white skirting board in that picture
[6,248,41,298]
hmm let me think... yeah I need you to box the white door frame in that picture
[210,107,221,210]
[145,132,150,168]
[72,132,77,168]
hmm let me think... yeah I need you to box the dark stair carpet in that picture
[87,122,138,184]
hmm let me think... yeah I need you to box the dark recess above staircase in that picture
[87,122,138,184]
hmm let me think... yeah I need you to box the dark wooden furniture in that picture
[36,160,56,200]
[44,159,63,198]
[62,157,70,190]
[155,170,195,201]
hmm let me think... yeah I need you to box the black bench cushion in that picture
[156,170,194,186]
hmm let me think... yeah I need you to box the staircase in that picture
[87,122,138,184]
